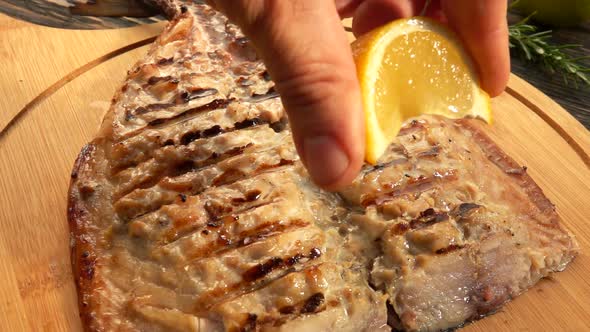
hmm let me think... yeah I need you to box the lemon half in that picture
[352,18,491,164]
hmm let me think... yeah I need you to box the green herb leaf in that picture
[509,15,590,88]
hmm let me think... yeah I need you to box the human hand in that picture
[208,0,510,190]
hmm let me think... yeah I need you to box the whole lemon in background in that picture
[512,0,590,27]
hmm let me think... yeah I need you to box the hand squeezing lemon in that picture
[352,18,492,164]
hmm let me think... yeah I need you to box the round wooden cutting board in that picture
[0,13,589,332]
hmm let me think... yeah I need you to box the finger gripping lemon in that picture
[352,18,491,164]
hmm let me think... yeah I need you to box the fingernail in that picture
[303,135,349,186]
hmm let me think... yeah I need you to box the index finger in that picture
[209,0,365,190]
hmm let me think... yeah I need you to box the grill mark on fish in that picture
[142,169,304,246]
[391,222,411,235]
[120,163,295,222]
[164,195,280,244]
[209,168,244,187]
[417,145,441,158]
[154,218,311,265]
[279,306,295,314]
[252,159,295,174]
[156,57,174,66]
[178,88,218,102]
[208,265,334,330]
[204,200,276,227]
[174,144,250,180]
[128,103,175,120]
[231,190,262,205]
[248,87,279,102]
[179,131,201,145]
[114,143,253,200]
[387,300,403,331]
[242,313,257,332]
[269,116,288,133]
[194,262,324,317]
[203,190,272,225]
[111,96,285,170]
[242,257,284,282]
[398,119,426,135]
[115,148,297,221]
[453,203,482,219]
[129,88,219,120]
[113,100,284,171]
[435,244,465,255]
[143,92,277,132]
[215,220,311,258]
[389,209,450,237]
[148,98,233,127]
[206,214,237,229]
[259,295,341,329]
[361,170,458,207]
[147,76,174,85]
[203,201,232,223]
[115,98,236,142]
[390,143,410,159]
[236,77,255,87]
[113,116,282,173]
[201,125,223,138]
[150,199,279,248]
[180,227,323,285]
[235,118,263,130]
[301,292,325,314]
[261,70,271,81]
[366,158,409,173]
[410,208,450,230]
[242,247,322,282]
[178,118,273,146]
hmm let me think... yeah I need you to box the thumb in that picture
[441,0,510,96]
[210,0,365,190]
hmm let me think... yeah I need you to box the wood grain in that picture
[0,35,156,140]
[0,41,153,331]
[0,12,164,132]
[1,14,589,332]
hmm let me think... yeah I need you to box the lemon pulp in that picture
[352,18,491,164]
[374,31,475,142]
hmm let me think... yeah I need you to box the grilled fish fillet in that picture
[67,2,577,331]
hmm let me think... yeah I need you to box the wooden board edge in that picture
[0,35,157,141]
[506,74,590,168]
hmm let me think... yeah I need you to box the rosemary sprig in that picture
[508,15,590,88]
